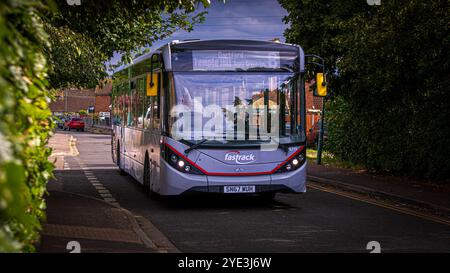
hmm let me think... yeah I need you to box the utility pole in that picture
[305,54,327,165]
[64,89,68,113]
[316,97,325,165]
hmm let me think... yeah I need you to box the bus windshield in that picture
[169,72,302,145]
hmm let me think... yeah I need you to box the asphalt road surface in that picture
[51,131,450,253]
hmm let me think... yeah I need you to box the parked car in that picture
[63,117,85,131]
[307,120,328,146]
[55,117,66,129]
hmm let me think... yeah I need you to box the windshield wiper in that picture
[184,139,208,155]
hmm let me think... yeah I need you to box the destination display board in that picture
[191,50,281,71]
[171,40,300,72]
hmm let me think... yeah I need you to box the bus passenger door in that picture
[146,70,162,193]
[151,72,162,193]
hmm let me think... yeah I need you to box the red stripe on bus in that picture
[164,143,305,177]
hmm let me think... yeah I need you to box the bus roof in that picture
[114,39,303,75]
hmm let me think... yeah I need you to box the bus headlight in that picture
[170,154,178,163]
[275,149,306,173]
[162,144,204,175]
[178,160,185,168]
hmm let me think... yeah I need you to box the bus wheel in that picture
[143,156,150,194]
[117,143,126,176]
[144,155,159,200]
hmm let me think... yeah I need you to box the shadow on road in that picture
[158,195,296,211]
[103,163,298,210]
[116,170,297,210]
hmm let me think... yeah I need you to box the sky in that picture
[109,0,290,71]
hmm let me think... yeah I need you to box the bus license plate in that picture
[224,185,256,193]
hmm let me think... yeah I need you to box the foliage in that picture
[42,0,209,89]
[0,1,54,251]
[280,0,450,179]
[78,109,87,116]
[0,0,210,252]
[44,23,108,89]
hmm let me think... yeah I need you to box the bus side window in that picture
[136,78,145,128]
[153,72,161,130]
[127,89,133,127]
[145,96,153,130]
[121,84,127,126]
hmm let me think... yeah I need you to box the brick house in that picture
[49,88,95,115]
[94,80,112,114]
[305,80,324,140]
[49,79,112,116]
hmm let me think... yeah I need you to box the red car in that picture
[63,117,85,131]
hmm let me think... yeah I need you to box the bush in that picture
[281,0,450,180]
[0,1,54,252]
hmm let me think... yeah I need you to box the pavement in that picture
[307,164,450,217]
[39,191,155,253]
[39,130,178,253]
[39,130,450,252]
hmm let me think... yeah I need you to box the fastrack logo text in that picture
[224,151,256,165]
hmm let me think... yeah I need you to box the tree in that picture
[43,0,210,89]
[0,0,211,251]
[279,0,450,179]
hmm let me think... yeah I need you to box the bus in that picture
[111,39,326,198]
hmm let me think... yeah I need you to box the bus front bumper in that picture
[159,160,307,196]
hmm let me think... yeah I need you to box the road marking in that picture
[67,166,119,170]
[308,182,450,227]
[100,193,113,198]
[76,157,122,207]
[69,136,79,156]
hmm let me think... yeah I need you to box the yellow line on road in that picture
[308,182,450,227]
[69,135,79,156]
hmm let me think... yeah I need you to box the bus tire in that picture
[144,155,160,200]
[143,155,150,194]
[117,143,126,176]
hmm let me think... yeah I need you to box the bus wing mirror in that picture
[146,72,158,97]
[149,53,160,87]
[314,72,327,97]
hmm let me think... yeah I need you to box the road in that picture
[50,131,450,253]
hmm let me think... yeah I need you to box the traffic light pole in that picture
[317,97,325,165]
[305,54,327,165]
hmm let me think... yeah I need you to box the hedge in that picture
[0,1,54,252]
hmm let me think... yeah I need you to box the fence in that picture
[82,116,111,128]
